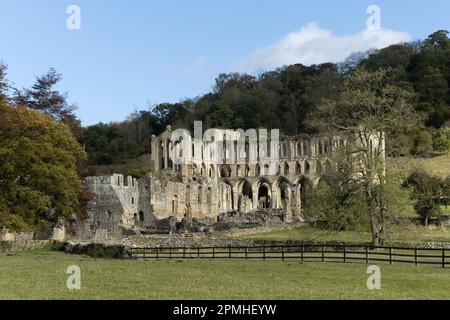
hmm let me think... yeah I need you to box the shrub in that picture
[404,170,449,226]
[128,167,149,179]
[432,128,450,152]
[303,179,368,231]
[413,130,433,155]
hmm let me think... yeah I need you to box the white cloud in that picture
[191,55,207,72]
[238,22,411,72]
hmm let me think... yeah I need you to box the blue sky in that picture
[0,0,449,125]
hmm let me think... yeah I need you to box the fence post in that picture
[169,248,172,259]
[245,247,248,260]
[442,249,445,269]
[415,248,418,266]
[365,246,369,264]
[212,247,215,259]
[263,246,266,260]
[143,248,146,260]
[389,248,392,265]
[183,246,186,259]
[301,245,304,262]
[343,245,346,263]
[321,245,324,262]
[282,246,285,261]
[197,247,200,259]
[156,247,159,260]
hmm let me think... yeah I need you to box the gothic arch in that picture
[201,163,207,176]
[316,160,323,175]
[295,161,301,175]
[237,179,253,212]
[304,161,311,175]
[256,178,272,210]
[273,176,292,209]
[209,164,215,178]
[284,162,290,176]
[220,164,232,178]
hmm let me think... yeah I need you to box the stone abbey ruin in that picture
[76,125,385,239]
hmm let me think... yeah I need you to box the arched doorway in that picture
[238,180,253,212]
[257,183,271,209]
[276,177,291,209]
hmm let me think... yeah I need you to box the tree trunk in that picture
[366,182,381,246]
[378,181,387,245]
[369,211,380,246]
[424,216,429,227]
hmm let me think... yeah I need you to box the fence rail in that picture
[129,244,450,268]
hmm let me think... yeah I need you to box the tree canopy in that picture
[0,103,86,231]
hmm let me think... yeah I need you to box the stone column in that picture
[233,190,239,211]
[252,191,258,210]
[163,140,168,169]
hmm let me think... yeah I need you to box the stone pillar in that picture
[233,190,238,211]
[271,189,277,209]
[163,140,168,169]
[310,141,316,157]
[252,191,258,210]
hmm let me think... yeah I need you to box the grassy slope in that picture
[2,250,450,300]
[240,154,450,243]
[387,153,450,179]
[388,153,450,216]
[238,226,450,244]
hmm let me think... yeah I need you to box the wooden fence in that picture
[129,244,450,268]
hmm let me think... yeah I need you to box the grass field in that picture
[1,249,450,300]
[387,153,450,178]
[238,225,450,244]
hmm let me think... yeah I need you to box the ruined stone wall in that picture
[79,174,140,239]
[77,126,385,239]
[150,178,226,221]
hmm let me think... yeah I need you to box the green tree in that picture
[307,68,419,245]
[0,62,9,104]
[13,68,82,138]
[405,170,450,226]
[304,175,368,232]
[0,104,86,232]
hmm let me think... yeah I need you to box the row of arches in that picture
[226,176,303,213]
[217,160,333,178]
[157,138,343,172]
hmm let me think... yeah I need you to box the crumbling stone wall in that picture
[78,174,142,239]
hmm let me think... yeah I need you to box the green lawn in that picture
[238,225,450,245]
[1,249,450,299]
